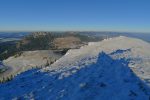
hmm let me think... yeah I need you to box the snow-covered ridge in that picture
[0,36,150,99]
[44,36,150,81]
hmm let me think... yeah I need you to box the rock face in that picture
[0,36,150,100]
[0,50,62,80]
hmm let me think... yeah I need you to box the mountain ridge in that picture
[0,36,150,99]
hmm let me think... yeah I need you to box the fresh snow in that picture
[0,36,150,100]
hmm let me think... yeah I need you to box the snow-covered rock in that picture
[0,36,150,100]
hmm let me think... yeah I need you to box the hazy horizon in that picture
[0,31,150,34]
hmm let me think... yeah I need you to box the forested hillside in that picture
[0,32,104,60]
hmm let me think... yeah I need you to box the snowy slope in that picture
[0,36,150,100]
[44,36,150,83]
[0,50,62,80]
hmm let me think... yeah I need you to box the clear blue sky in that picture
[0,0,150,32]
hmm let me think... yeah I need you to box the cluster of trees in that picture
[71,33,104,42]
[16,32,100,51]
[16,32,65,51]
[0,74,14,83]
[0,42,18,60]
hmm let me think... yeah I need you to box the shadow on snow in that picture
[0,50,150,100]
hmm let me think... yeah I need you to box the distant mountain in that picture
[80,31,150,43]
[120,32,150,43]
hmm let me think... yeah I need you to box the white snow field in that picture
[0,36,150,100]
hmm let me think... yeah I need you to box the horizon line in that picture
[0,30,150,34]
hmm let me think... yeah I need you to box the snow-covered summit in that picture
[0,36,150,100]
